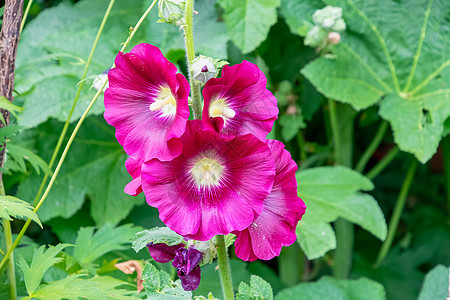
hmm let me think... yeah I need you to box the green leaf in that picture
[292,0,450,163]
[236,275,274,300]
[276,276,386,300]
[73,224,140,271]
[296,166,387,259]
[296,214,336,260]
[278,113,306,142]
[0,125,24,144]
[5,143,51,175]
[17,117,144,225]
[0,96,24,124]
[0,196,41,227]
[18,244,72,296]
[418,265,450,300]
[132,227,183,253]
[218,0,280,54]
[30,274,140,300]
[142,262,193,299]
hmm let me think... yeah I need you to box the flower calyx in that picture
[191,55,228,84]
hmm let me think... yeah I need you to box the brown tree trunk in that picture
[0,0,24,186]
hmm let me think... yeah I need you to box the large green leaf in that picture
[296,166,387,259]
[132,227,183,253]
[142,263,193,299]
[0,196,42,227]
[236,275,274,300]
[283,0,450,163]
[147,0,229,59]
[15,0,146,127]
[218,0,280,54]
[18,244,72,296]
[73,224,140,271]
[17,117,144,225]
[276,276,386,300]
[418,265,450,300]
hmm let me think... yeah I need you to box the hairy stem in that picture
[0,0,158,270]
[216,235,234,300]
[32,0,116,207]
[355,120,388,173]
[374,159,418,267]
[183,0,202,119]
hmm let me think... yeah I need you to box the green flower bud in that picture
[158,0,186,26]
[92,73,109,93]
[191,55,229,84]
[312,5,346,32]
[304,25,327,47]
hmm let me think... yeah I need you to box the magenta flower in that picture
[124,157,143,196]
[172,247,203,291]
[234,140,306,261]
[104,43,190,162]
[202,60,278,140]
[147,242,185,263]
[141,120,276,241]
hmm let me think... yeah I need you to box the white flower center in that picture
[149,86,177,117]
[190,157,224,187]
[209,98,235,126]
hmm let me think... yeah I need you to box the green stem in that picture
[32,0,116,207]
[279,243,303,286]
[1,183,15,300]
[333,219,354,279]
[183,0,202,119]
[0,0,158,271]
[328,99,341,162]
[297,130,307,161]
[374,159,418,267]
[366,146,400,180]
[442,137,450,215]
[19,0,33,34]
[355,121,388,173]
[216,235,234,300]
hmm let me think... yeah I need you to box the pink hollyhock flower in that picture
[202,60,278,140]
[234,139,306,261]
[104,43,190,162]
[172,247,203,291]
[147,242,184,263]
[124,157,143,196]
[141,120,276,241]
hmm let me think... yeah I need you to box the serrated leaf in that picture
[18,244,72,295]
[0,125,24,144]
[218,0,280,54]
[0,196,41,227]
[296,166,387,259]
[291,0,449,163]
[296,214,336,260]
[418,265,450,300]
[142,263,193,299]
[30,274,140,300]
[17,117,144,225]
[275,276,386,300]
[73,224,140,271]
[0,96,24,124]
[5,143,51,175]
[132,227,183,253]
[236,275,274,300]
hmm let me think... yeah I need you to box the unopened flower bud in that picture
[92,73,109,93]
[328,32,341,44]
[158,0,186,26]
[304,26,327,47]
[192,56,216,83]
[286,105,297,115]
[312,5,346,32]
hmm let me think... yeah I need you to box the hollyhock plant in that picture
[141,120,276,241]
[202,60,278,140]
[104,43,190,162]
[234,139,306,261]
[172,247,203,291]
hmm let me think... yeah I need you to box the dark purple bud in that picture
[147,242,184,263]
[172,247,203,291]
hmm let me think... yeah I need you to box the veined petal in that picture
[234,139,306,261]
[104,43,190,162]
[202,61,278,140]
[124,157,143,196]
[141,120,275,241]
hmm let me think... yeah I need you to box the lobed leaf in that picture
[142,263,193,299]
[418,265,450,300]
[236,275,274,300]
[132,227,183,253]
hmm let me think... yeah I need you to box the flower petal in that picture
[234,139,306,261]
[202,61,278,140]
[141,120,275,240]
[104,43,190,161]
[179,266,201,291]
[124,157,143,196]
[147,242,184,263]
